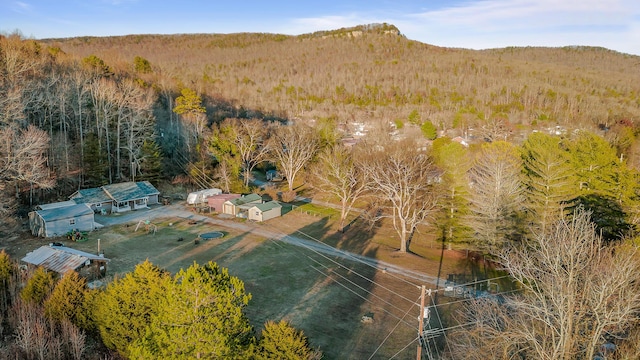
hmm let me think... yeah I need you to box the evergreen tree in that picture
[0,250,15,314]
[83,132,107,187]
[93,260,171,357]
[44,271,88,327]
[128,261,253,359]
[256,320,321,360]
[431,138,472,243]
[137,139,163,185]
[421,120,437,140]
[520,132,577,233]
[21,267,56,305]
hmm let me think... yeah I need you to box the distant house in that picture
[187,188,223,206]
[29,203,95,238]
[222,193,263,217]
[266,169,284,181]
[207,193,241,213]
[71,181,160,214]
[248,201,282,222]
[22,245,109,280]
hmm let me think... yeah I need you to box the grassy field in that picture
[15,205,480,359]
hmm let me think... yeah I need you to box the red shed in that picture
[207,193,242,213]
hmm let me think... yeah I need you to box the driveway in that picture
[95,204,442,286]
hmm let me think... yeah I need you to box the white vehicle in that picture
[186,188,222,205]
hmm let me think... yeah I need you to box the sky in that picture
[1,0,639,56]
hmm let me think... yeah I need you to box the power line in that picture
[311,258,417,317]
[309,265,416,328]
[277,223,436,287]
[367,294,422,360]
[388,336,420,360]
[263,223,422,306]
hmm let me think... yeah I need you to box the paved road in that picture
[95,204,443,286]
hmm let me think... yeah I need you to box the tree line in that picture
[0,253,321,359]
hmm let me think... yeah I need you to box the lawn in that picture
[16,203,477,359]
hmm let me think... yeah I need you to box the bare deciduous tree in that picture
[364,140,440,253]
[312,145,367,230]
[234,118,272,187]
[466,141,525,249]
[448,208,640,360]
[269,122,320,192]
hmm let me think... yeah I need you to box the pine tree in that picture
[128,261,253,359]
[21,267,56,305]
[83,132,107,187]
[256,320,321,360]
[93,260,171,356]
[137,139,163,185]
[44,271,88,327]
[520,132,577,233]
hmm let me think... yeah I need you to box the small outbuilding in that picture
[222,193,263,217]
[248,201,282,222]
[22,245,109,280]
[266,169,284,181]
[207,193,241,213]
[29,203,95,238]
[187,188,223,205]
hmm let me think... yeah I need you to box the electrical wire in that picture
[388,336,420,360]
[367,294,421,360]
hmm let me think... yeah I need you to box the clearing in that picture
[6,203,485,360]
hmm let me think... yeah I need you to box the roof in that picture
[72,187,112,204]
[208,193,241,201]
[37,200,77,210]
[227,193,262,206]
[102,181,159,203]
[22,245,109,275]
[251,201,282,212]
[36,203,93,222]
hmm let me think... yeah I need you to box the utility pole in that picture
[417,285,426,360]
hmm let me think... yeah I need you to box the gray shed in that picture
[29,203,95,238]
[248,201,282,222]
[22,245,109,279]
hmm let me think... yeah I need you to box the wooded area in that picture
[1,23,640,358]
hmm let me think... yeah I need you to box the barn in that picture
[29,203,95,238]
[22,245,109,280]
[248,201,282,222]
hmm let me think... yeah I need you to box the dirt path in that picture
[98,204,443,286]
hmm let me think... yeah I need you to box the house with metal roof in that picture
[70,181,160,213]
[22,245,109,280]
[248,201,282,222]
[28,203,95,238]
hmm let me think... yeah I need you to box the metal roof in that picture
[252,201,282,212]
[36,203,93,222]
[102,181,159,203]
[72,187,112,204]
[72,181,159,204]
[37,200,77,210]
[21,245,109,275]
[226,193,262,206]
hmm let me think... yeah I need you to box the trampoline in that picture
[199,231,225,240]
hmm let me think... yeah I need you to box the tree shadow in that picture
[573,193,632,242]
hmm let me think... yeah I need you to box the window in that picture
[69,219,76,225]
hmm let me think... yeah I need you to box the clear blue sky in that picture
[1,0,639,55]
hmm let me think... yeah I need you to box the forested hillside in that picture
[45,23,640,136]
[2,24,640,359]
